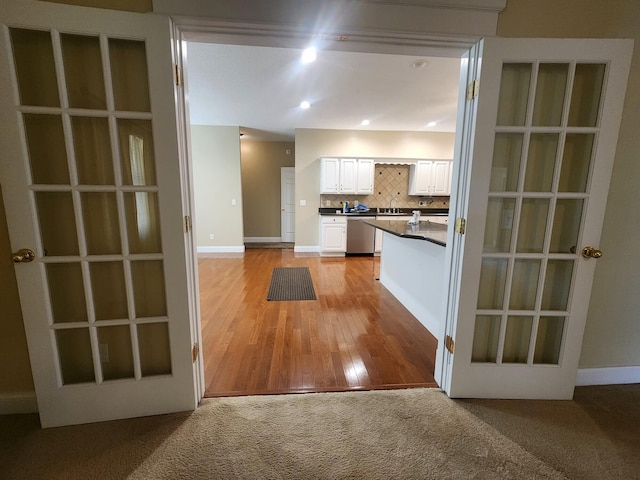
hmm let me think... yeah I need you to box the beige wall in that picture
[191,126,244,248]
[240,140,295,238]
[0,189,34,393]
[294,129,455,247]
[496,0,640,371]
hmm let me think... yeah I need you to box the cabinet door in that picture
[339,158,357,193]
[322,223,346,251]
[409,161,433,195]
[320,158,339,193]
[431,161,452,195]
[356,159,374,194]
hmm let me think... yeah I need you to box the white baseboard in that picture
[244,237,282,243]
[197,246,245,253]
[576,366,640,386]
[0,391,38,414]
[296,246,321,253]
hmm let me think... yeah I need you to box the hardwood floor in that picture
[199,249,439,397]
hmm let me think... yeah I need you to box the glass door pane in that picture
[558,134,594,193]
[503,316,533,363]
[71,116,114,185]
[532,63,568,126]
[496,63,531,126]
[109,39,151,112]
[23,114,69,184]
[61,34,106,109]
[10,28,59,107]
[569,64,606,127]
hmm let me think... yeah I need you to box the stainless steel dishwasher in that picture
[346,217,375,256]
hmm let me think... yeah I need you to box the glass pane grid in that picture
[18,29,172,385]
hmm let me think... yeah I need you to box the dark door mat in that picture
[267,267,317,301]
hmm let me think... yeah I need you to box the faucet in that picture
[388,197,398,213]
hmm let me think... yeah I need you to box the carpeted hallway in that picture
[1,384,638,479]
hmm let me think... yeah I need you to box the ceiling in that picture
[186,42,462,141]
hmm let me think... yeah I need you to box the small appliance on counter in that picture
[407,210,421,225]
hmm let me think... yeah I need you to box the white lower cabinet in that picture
[320,215,347,256]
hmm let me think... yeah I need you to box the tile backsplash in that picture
[320,164,450,210]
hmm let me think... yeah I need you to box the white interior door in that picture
[441,37,632,400]
[281,167,295,242]
[0,0,197,426]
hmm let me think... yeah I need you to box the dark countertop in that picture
[318,207,448,216]
[363,219,448,247]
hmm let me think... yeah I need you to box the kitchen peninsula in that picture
[364,218,448,337]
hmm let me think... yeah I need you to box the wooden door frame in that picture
[170,18,484,397]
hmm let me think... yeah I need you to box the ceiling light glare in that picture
[300,100,311,109]
[301,47,317,64]
[427,121,437,127]
[360,119,370,126]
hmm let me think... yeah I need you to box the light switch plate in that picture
[300,199,307,206]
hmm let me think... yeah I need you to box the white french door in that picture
[440,37,632,399]
[0,0,198,426]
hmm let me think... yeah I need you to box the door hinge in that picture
[466,79,479,100]
[184,215,192,233]
[174,64,183,87]
[192,342,199,363]
[445,335,455,354]
[455,217,466,234]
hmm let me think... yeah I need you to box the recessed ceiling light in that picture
[360,119,370,126]
[300,100,311,109]
[427,121,437,127]
[301,47,317,64]
[411,59,430,69]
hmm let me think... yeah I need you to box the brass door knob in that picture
[581,246,602,259]
[11,248,35,263]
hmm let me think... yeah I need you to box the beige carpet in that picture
[1,386,638,479]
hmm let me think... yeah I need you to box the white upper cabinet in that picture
[408,160,452,195]
[339,158,357,193]
[320,158,375,194]
[320,157,340,193]
[356,159,374,194]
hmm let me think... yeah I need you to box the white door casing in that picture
[281,167,295,242]
[0,0,198,426]
[440,38,632,400]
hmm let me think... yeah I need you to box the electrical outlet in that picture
[209,233,214,240]
[231,199,236,206]
[418,200,426,206]
[99,343,109,363]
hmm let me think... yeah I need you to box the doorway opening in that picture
[183,38,463,397]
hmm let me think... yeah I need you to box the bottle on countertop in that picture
[343,200,349,213]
